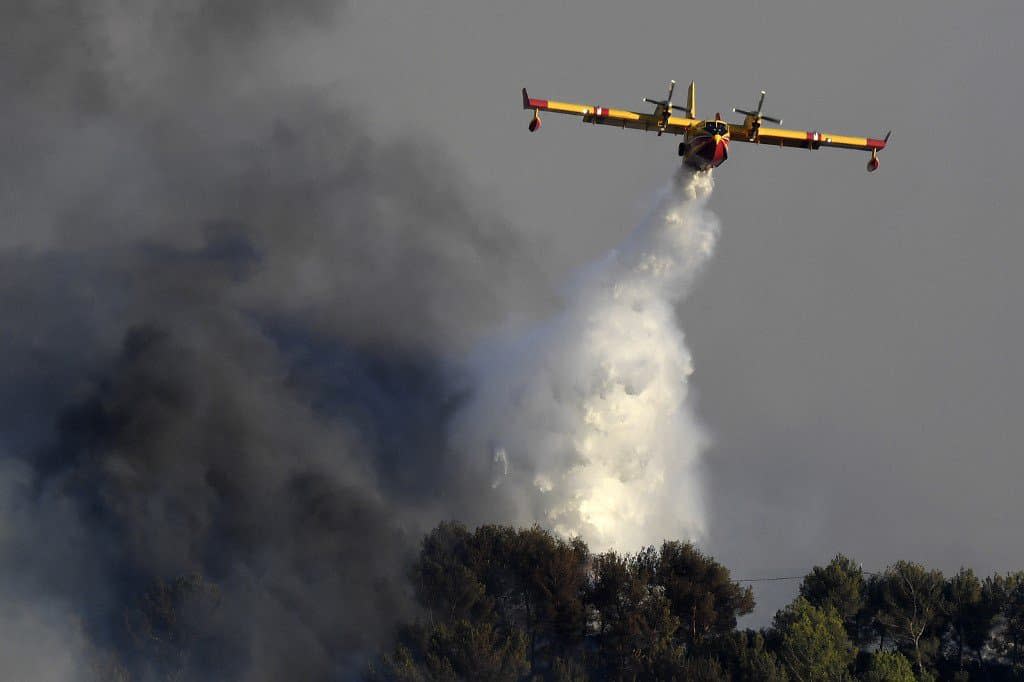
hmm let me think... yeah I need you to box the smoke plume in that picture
[1,1,545,679]
[454,170,718,551]
[2,1,722,678]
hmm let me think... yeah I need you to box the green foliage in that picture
[373,620,530,682]
[507,526,589,649]
[696,630,788,681]
[945,567,996,670]
[378,522,1024,681]
[651,540,755,647]
[408,523,589,674]
[710,630,789,682]
[773,597,855,682]
[860,651,915,682]
[413,522,489,623]
[680,656,730,681]
[99,523,1024,681]
[428,620,530,681]
[588,550,683,679]
[873,561,947,676]
[799,555,866,641]
[987,571,1024,671]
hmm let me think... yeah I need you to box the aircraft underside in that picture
[680,134,729,171]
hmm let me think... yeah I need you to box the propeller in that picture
[644,80,689,115]
[644,101,690,114]
[733,90,782,125]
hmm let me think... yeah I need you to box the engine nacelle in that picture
[867,154,879,172]
[529,112,541,132]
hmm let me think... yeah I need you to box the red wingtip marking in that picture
[521,89,548,111]
[866,137,887,151]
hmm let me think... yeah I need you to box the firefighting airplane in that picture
[522,81,890,172]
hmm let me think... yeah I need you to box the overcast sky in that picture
[310,0,1024,620]
[5,1,1020,648]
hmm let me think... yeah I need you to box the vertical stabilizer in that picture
[687,81,697,119]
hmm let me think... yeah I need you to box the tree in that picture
[964,575,1003,670]
[589,550,682,679]
[988,571,1024,672]
[860,651,915,682]
[507,525,589,665]
[412,523,592,675]
[706,630,789,682]
[773,598,855,682]
[874,561,947,676]
[799,555,866,642]
[651,541,755,649]
[411,522,489,624]
[944,567,995,671]
[372,620,530,682]
[452,524,589,672]
[681,657,730,681]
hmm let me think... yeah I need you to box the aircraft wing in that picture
[727,123,888,153]
[523,88,699,136]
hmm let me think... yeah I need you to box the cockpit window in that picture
[704,121,727,136]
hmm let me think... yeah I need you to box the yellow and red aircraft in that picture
[522,81,890,172]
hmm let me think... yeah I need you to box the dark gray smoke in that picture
[0,1,549,679]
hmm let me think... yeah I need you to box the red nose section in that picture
[686,136,731,170]
[711,138,729,166]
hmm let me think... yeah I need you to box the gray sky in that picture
[4,4,1022,671]
[321,0,1024,620]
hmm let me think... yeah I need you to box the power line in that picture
[735,571,881,583]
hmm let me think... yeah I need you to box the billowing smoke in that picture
[1,1,546,679]
[454,170,718,551]
[3,1,722,678]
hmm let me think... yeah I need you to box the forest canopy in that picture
[91,522,1024,680]
[366,523,1024,682]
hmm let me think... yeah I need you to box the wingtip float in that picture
[521,83,889,172]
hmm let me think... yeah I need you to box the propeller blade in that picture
[644,98,668,106]
[667,80,676,103]
[736,91,783,125]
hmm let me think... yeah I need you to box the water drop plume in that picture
[454,168,719,552]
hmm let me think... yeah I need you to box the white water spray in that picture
[454,168,718,552]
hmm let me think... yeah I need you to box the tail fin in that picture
[687,81,697,119]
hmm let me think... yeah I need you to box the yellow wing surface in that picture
[522,88,699,136]
[727,122,888,153]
